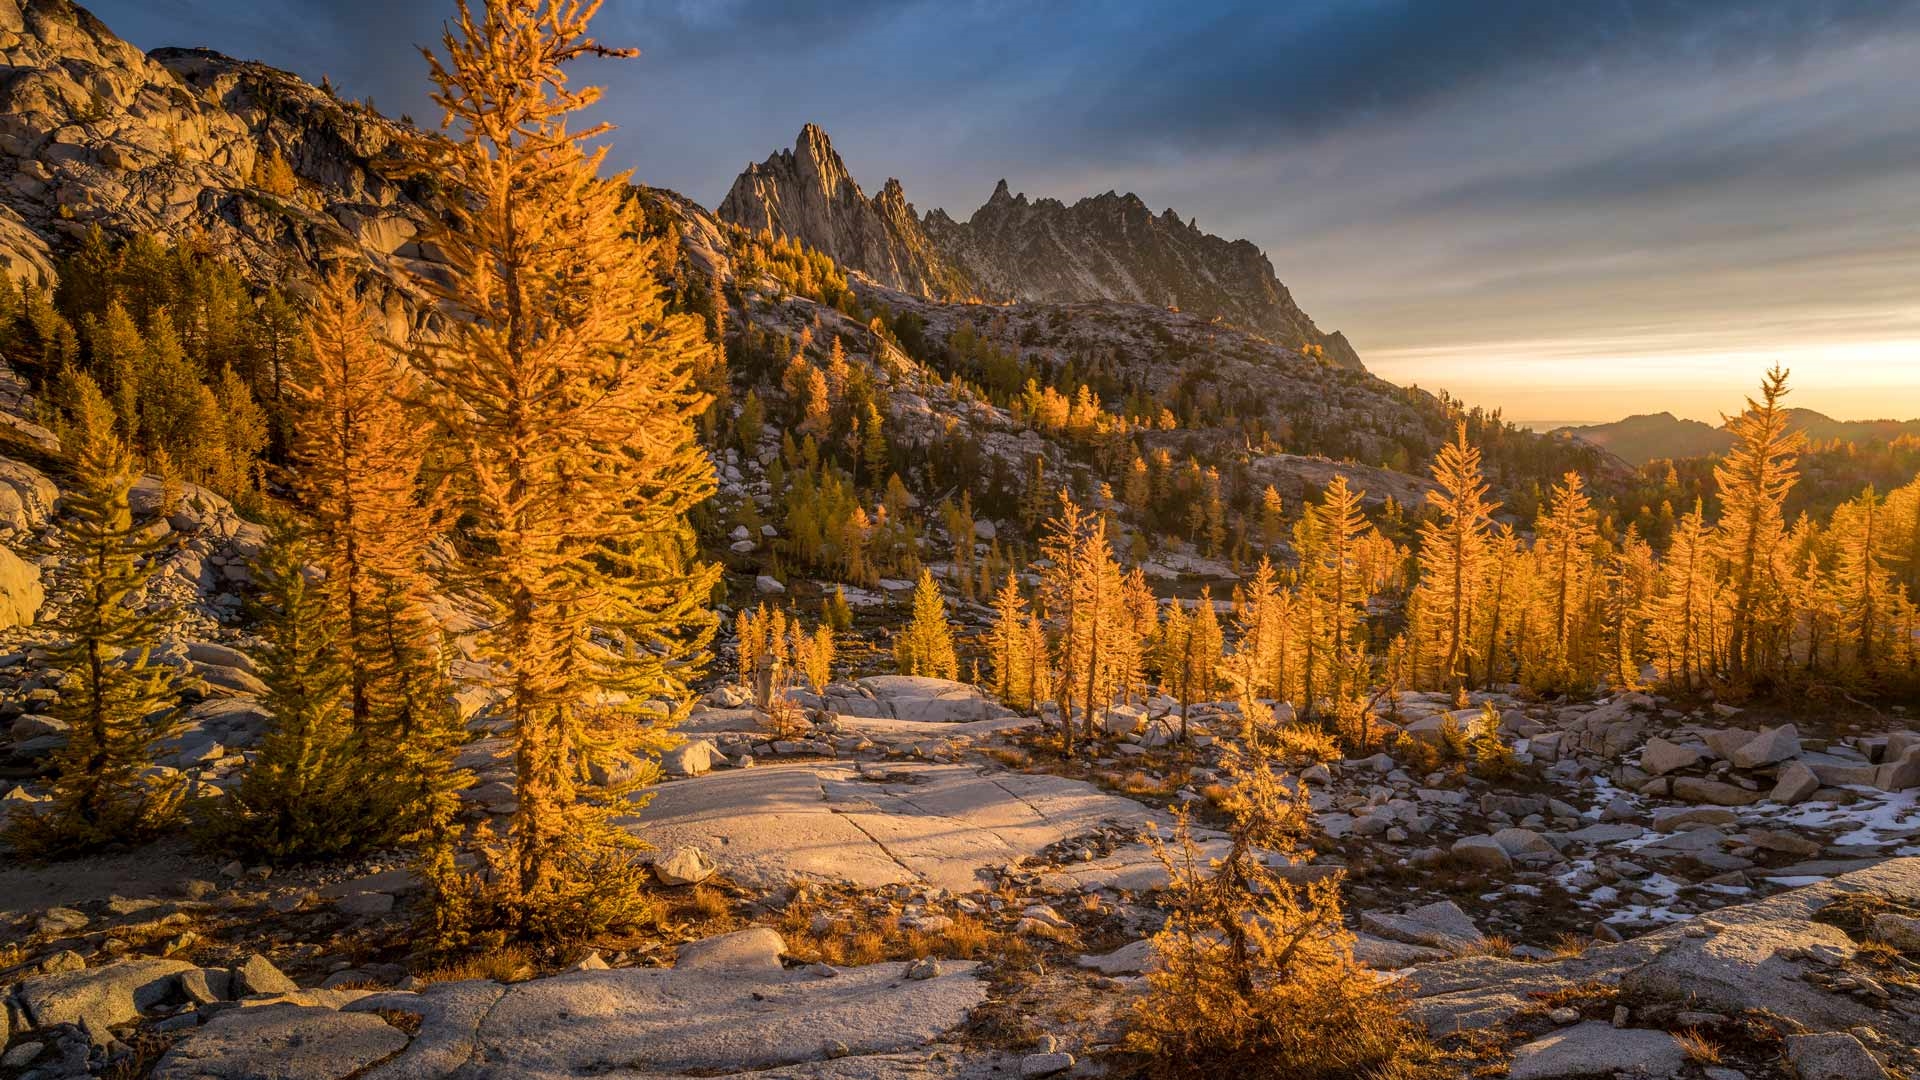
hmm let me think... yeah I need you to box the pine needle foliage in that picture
[1125,697,1421,1079]
[409,0,719,944]
[209,522,383,861]
[1468,701,1520,781]
[7,375,185,856]
[988,571,1035,709]
[288,269,440,733]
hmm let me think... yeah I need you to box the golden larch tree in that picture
[1533,472,1601,689]
[1412,422,1497,692]
[895,568,959,679]
[1647,501,1714,690]
[989,571,1035,709]
[410,0,720,924]
[289,269,440,732]
[1713,365,1804,685]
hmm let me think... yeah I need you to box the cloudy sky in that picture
[95,0,1920,424]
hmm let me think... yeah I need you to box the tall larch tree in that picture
[1412,422,1496,692]
[1300,475,1372,716]
[1474,524,1526,687]
[1534,472,1600,689]
[409,0,720,929]
[1039,492,1130,754]
[989,571,1034,709]
[289,270,439,732]
[1232,558,1280,702]
[1713,365,1804,686]
[1648,501,1713,690]
[1832,487,1897,676]
[1159,590,1223,743]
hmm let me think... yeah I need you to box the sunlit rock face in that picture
[0,0,442,327]
[719,122,972,302]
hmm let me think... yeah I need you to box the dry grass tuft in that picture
[1672,1028,1723,1065]
[1549,933,1590,959]
[419,945,535,985]
[982,746,1032,769]
[776,895,1003,968]
[1522,982,1618,1014]
[1451,935,1513,959]
[686,884,732,921]
[373,1007,424,1035]
[1113,769,1177,798]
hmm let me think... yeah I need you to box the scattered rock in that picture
[1078,939,1155,975]
[1020,1051,1075,1077]
[1869,914,1920,952]
[1784,1031,1888,1080]
[15,958,194,1042]
[151,1002,409,1080]
[34,906,88,934]
[231,954,298,997]
[1450,834,1512,872]
[674,927,785,973]
[1507,1023,1685,1080]
[0,542,44,627]
[661,739,720,777]
[1731,724,1800,769]
[1641,737,1703,776]
[1359,900,1484,952]
[1748,829,1821,858]
[334,892,396,917]
[1671,777,1766,806]
[654,845,717,886]
[1773,763,1822,805]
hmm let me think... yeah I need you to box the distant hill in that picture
[1555,409,1920,465]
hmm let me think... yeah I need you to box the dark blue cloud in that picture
[1064,1,1919,151]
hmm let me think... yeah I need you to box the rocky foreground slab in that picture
[7,861,1916,1079]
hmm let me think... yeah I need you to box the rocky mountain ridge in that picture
[719,124,1362,369]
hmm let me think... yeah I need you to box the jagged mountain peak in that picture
[717,125,1362,368]
[718,123,969,300]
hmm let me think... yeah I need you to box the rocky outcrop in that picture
[718,124,970,300]
[0,0,441,323]
[719,125,1361,368]
[0,541,43,626]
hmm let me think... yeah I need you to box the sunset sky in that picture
[95,0,1920,425]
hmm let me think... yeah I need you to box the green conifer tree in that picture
[7,376,185,856]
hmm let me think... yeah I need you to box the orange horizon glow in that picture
[1366,337,1920,427]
